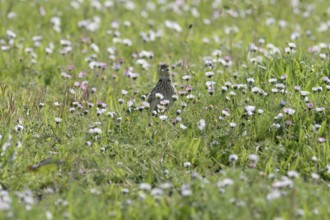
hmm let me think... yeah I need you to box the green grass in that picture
[0,0,330,219]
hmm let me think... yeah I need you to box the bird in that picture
[147,62,177,112]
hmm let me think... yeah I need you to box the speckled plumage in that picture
[148,63,176,111]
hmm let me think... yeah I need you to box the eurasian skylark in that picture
[147,63,177,112]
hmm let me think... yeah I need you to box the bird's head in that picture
[158,62,171,80]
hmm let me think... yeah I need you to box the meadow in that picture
[0,0,330,219]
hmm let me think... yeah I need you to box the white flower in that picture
[257,109,264,114]
[287,170,299,178]
[245,106,256,115]
[300,91,310,96]
[93,128,102,134]
[160,99,170,106]
[247,78,255,83]
[284,47,291,54]
[90,188,101,195]
[229,122,237,128]
[272,176,293,188]
[182,75,191,80]
[1,45,10,51]
[90,43,99,53]
[269,78,277,83]
[0,189,11,210]
[142,102,150,109]
[6,30,16,39]
[206,81,216,87]
[248,154,258,162]
[151,188,163,198]
[54,118,62,124]
[183,162,191,168]
[217,178,234,188]
[271,123,281,129]
[139,183,151,190]
[325,165,330,174]
[251,87,261,93]
[283,108,295,115]
[311,173,320,180]
[59,39,71,47]
[121,188,129,194]
[179,124,187,130]
[288,42,296,49]
[229,154,238,163]
[311,156,318,162]
[15,124,24,132]
[274,113,283,119]
[320,53,327,60]
[229,91,236,96]
[205,71,215,78]
[159,182,173,189]
[45,211,52,220]
[61,72,72,79]
[322,76,330,83]
[186,94,195,99]
[127,99,135,107]
[218,116,225,121]
[159,115,168,121]
[312,86,322,92]
[121,90,128,95]
[165,20,182,32]
[136,59,150,69]
[266,189,281,201]
[180,184,192,197]
[123,38,132,46]
[89,127,102,135]
[139,50,154,58]
[197,119,206,130]
[271,88,279,93]
[97,108,106,116]
[155,93,164,99]
[107,112,116,118]
[7,12,17,19]
[315,107,325,112]
[275,83,285,89]
[171,95,178,101]
[222,109,230,117]
[294,86,301,91]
